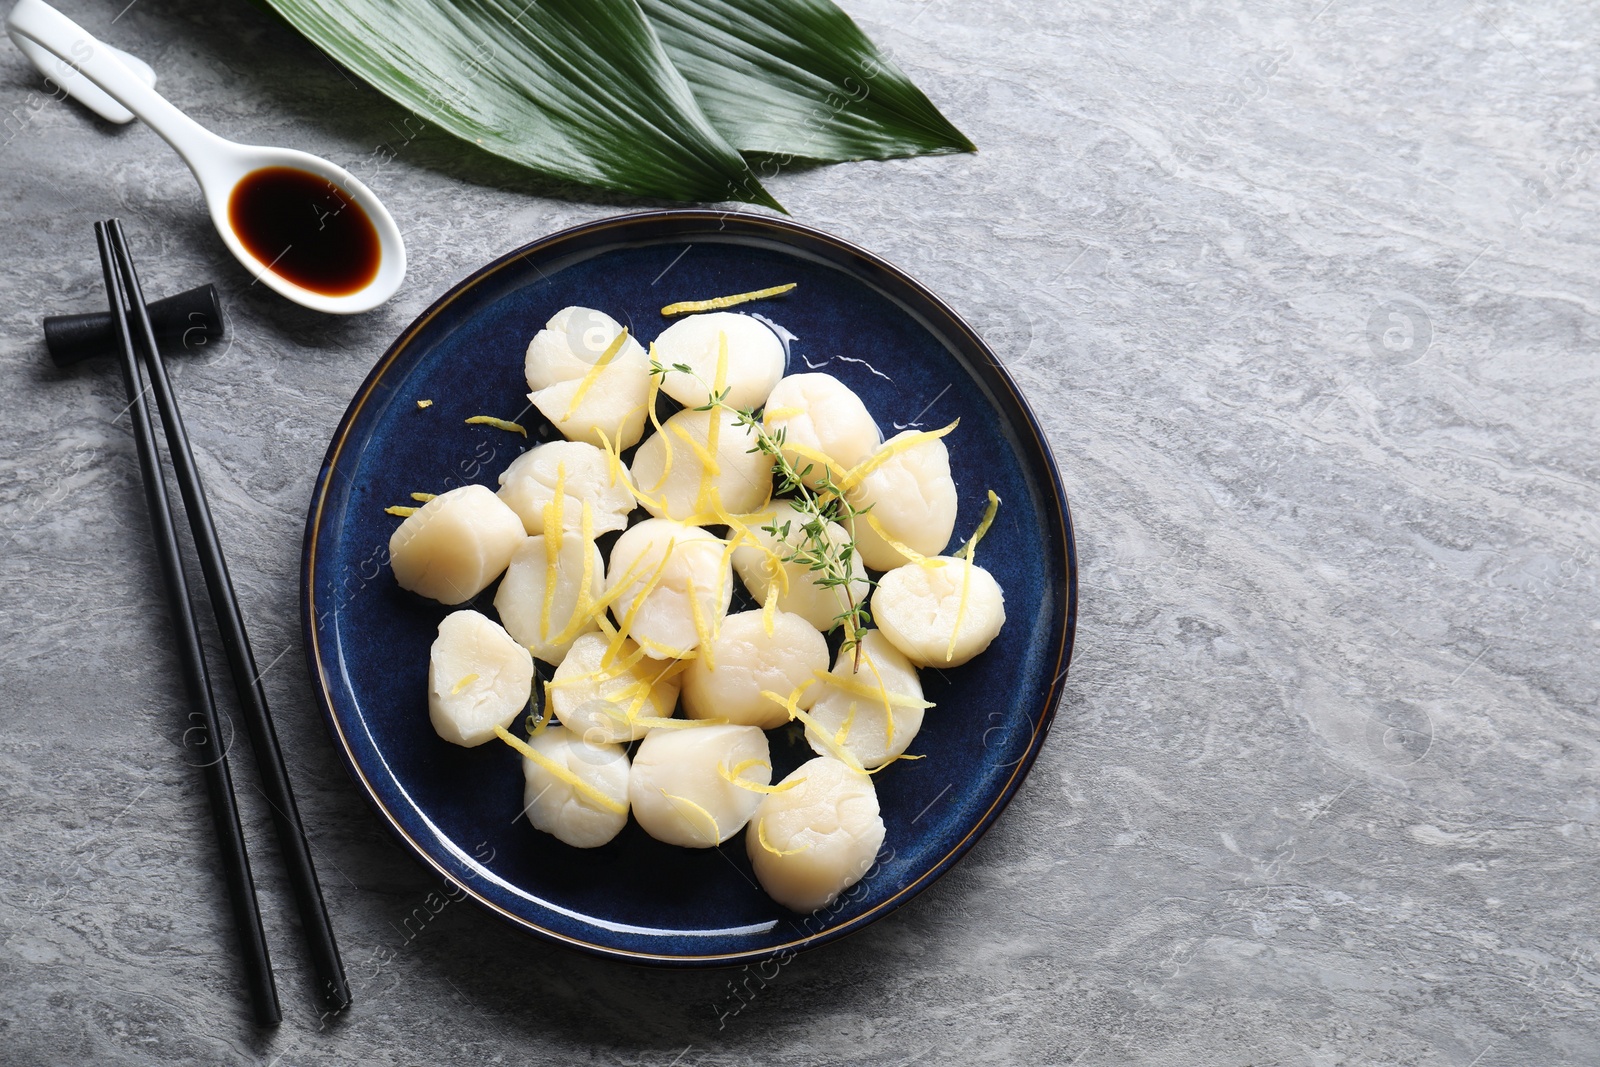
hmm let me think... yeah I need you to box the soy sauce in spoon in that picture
[7,0,404,312]
[227,167,381,297]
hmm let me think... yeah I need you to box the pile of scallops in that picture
[387,302,1007,913]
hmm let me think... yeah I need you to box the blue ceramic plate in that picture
[301,210,1076,966]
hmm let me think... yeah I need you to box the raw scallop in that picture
[629,723,770,848]
[654,312,785,411]
[681,609,828,728]
[520,724,631,848]
[746,756,886,913]
[427,610,534,747]
[390,484,525,605]
[805,630,929,769]
[524,306,652,449]
[871,556,1005,667]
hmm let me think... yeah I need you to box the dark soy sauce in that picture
[227,167,380,297]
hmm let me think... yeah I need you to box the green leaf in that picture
[259,0,781,208]
[639,0,976,162]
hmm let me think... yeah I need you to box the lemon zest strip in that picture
[761,580,780,636]
[838,419,959,493]
[867,751,926,775]
[811,669,933,709]
[661,282,796,317]
[547,501,596,646]
[944,490,1002,661]
[641,350,674,492]
[410,492,435,502]
[541,462,567,639]
[715,757,798,796]
[465,415,528,436]
[384,505,419,517]
[685,575,714,670]
[671,419,722,478]
[760,683,866,775]
[659,789,723,844]
[597,425,670,514]
[948,558,974,663]
[783,441,849,485]
[449,673,479,695]
[493,724,626,816]
[835,700,858,746]
[756,816,809,856]
[609,537,676,659]
[862,511,926,564]
[857,644,896,747]
[961,490,1002,561]
[559,327,629,424]
[689,332,730,517]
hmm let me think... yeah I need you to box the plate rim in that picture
[299,208,1079,966]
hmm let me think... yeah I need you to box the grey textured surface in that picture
[1,0,1597,1063]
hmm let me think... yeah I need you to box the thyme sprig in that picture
[650,358,872,661]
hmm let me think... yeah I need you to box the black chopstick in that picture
[95,221,282,1027]
[106,221,352,1014]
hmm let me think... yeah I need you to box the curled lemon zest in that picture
[761,580,780,636]
[592,612,697,670]
[962,490,1002,562]
[610,537,676,659]
[838,419,959,493]
[661,283,796,317]
[598,425,671,514]
[716,756,801,796]
[465,415,527,436]
[687,332,731,517]
[541,462,567,639]
[416,399,433,409]
[595,426,628,486]
[811,669,933,709]
[493,724,626,815]
[449,673,479,695]
[757,816,809,856]
[862,510,925,564]
[559,327,629,424]
[659,789,723,844]
[868,751,926,774]
[782,441,849,486]
[547,501,596,646]
[686,575,714,669]
[835,700,858,746]
[761,683,866,774]
[948,557,974,663]
[671,419,722,478]
[641,352,674,492]
[709,492,780,605]
[762,405,804,423]
[941,492,1001,661]
[579,550,651,635]
[857,644,896,746]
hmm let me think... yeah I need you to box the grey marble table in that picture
[3,1,1597,1063]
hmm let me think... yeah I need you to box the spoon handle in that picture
[6,0,228,184]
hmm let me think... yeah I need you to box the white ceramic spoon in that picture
[5,0,405,314]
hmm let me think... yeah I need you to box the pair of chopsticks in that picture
[94,220,350,1026]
